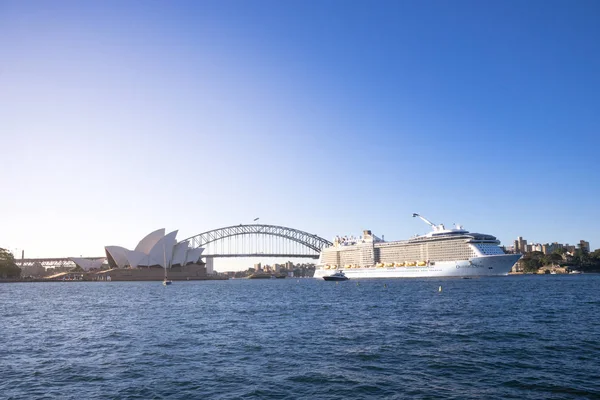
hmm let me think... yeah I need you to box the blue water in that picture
[2,275,600,399]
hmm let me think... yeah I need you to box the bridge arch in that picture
[180,224,332,258]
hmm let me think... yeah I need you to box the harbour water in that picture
[2,275,599,399]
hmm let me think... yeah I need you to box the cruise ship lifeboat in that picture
[376,263,385,268]
[417,261,427,266]
[405,261,417,267]
[385,263,394,267]
[395,262,405,267]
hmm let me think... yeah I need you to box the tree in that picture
[0,248,21,279]
[553,247,567,255]
[521,257,541,273]
[548,252,563,264]
[521,251,544,273]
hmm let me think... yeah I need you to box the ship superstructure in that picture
[314,214,520,279]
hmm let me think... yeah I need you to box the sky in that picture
[1,0,599,270]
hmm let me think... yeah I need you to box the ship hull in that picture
[313,254,520,279]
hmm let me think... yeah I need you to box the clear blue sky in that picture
[1,0,599,270]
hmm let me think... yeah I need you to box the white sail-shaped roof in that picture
[105,246,129,268]
[186,247,205,265]
[70,257,106,270]
[104,229,202,269]
[125,250,149,269]
[134,228,165,254]
[171,241,189,267]
[146,230,178,268]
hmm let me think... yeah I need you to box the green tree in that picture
[521,257,541,273]
[585,249,600,271]
[521,251,544,273]
[553,247,567,255]
[572,248,589,269]
[0,248,21,278]
[548,252,563,264]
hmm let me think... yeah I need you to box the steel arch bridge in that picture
[180,224,332,259]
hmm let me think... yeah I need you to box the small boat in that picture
[323,271,349,281]
[163,278,172,286]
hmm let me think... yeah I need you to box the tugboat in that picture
[323,270,349,281]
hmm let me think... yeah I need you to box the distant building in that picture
[579,240,590,253]
[541,244,550,255]
[254,262,262,271]
[515,237,528,254]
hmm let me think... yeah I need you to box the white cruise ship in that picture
[314,214,521,279]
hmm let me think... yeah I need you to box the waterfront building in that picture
[101,229,207,281]
[104,229,203,269]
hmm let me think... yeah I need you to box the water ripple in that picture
[1,275,600,399]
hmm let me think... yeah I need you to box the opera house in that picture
[97,229,210,281]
